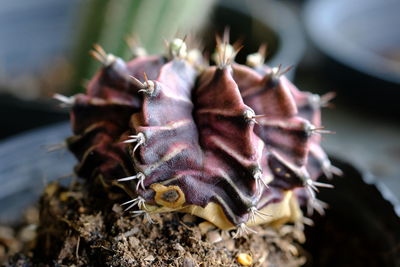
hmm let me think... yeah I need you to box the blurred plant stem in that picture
[70,0,215,94]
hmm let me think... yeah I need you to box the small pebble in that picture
[218,239,235,251]
[0,226,14,239]
[206,231,222,243]
[78,207,87,213]
[112,204,123,214]
[183,256,198,267]
[144,255,155,262]
[17,224,37,242]
[128,236,140,247]
[237,253,253,266]
[192,229,202,240]
[173,243,185,252]
[198,221,216,234]
[24,207,39,224]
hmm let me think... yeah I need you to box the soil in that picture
[3,159,400,266]
[2,180,306,267]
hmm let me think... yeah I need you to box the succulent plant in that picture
[59,35,341,237]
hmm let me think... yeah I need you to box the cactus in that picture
[61,35,341,237]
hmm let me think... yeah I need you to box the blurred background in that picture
[1,0,399,134]
[0,0,399,264]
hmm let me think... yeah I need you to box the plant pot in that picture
[0,122,75,224]
[1,123,399,266]
[0,94,68,140]
[303,157,400,266]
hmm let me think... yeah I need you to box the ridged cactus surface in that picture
[62,37,340,235]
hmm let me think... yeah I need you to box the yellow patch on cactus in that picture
[151,184,186,208]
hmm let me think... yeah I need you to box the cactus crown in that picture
[64,35,340,236]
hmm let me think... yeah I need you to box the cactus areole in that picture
[65,37,340,235]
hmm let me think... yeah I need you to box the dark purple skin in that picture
[67,44,338,228]
[67,55,166,180]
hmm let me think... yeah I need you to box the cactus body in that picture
[66,39,339,232]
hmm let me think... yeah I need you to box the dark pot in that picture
[0,93,68,140]
[304,158,400,266]
[1,123,399,266]
[0,122,75,224]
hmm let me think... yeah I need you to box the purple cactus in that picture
[62,37,341,236]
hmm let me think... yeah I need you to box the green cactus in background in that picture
[70,0,215,94]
